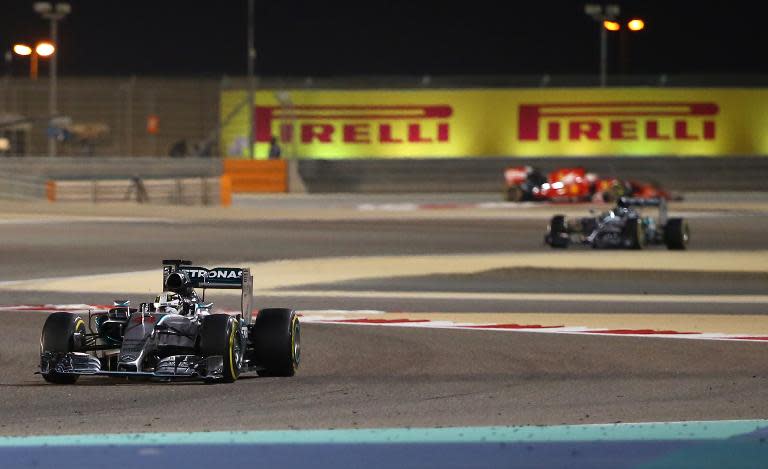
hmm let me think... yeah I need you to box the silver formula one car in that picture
[544,197,689,250]
[39,260,300,384]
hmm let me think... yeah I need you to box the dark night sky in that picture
[0,0,764,78]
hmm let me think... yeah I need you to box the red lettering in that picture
[674,120,697,140]
[437,123,449,142]
[301,124,334,143]
[547,122,560,141]
[646,121,670,140]
[703,121,716,140]
[610,120,637,140]
[408,124,432,143]
[517,102,719,143]
[343,124,371,143]
[380,124,403,143]
[518,104,542,141]
[568,121,601,140]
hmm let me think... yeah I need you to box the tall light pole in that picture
[585,4,620,87]
[34,1,71,157]
[247,0,256,160]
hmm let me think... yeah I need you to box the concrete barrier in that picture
[297,157,768,193]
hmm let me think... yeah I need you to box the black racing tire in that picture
[40,312,85,384]
[664,218,689,250]
[252,308,300,377]
[546,215,570,248]
[199,314,242,383]
[623,218,645,250]
[505,185,525,202]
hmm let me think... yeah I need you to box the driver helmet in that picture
[154,291,182,314]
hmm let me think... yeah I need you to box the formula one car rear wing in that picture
[617,197,668,225]
[162,259,254,324]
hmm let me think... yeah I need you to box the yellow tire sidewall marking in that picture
[73,317,85,351]
[228,319,238,379]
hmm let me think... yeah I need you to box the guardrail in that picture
[47,177,230,206]
[0,173,48,200]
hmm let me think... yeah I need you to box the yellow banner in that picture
[220,89,768,158]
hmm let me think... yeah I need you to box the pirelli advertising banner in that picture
[220,88,768,158]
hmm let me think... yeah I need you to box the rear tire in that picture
[252,309,300,377]
[546,215,570,248]
[199,314,242,383]
[664,218,689,250]
[40,312,85,384]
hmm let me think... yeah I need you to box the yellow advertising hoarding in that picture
[220,88,768,158]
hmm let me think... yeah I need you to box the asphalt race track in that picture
[2,310,768,437]
[0,195,767,440]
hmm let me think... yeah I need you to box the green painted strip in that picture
[0,420,765,448]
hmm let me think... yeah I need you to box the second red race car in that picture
[503,165,674,203]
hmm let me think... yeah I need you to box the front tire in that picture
[664,218,689,250]
[40,312,85,384]
[546,215,570,248]
[199,314,243,383]
[252,309,300,377]
[623,218,645,250]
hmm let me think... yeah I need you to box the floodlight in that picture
[605,4,621,17]
[13,44,32,56]
[585,4,602,16]
[627,19,645,31]
[35,42,55,57]
[33,2,52,14]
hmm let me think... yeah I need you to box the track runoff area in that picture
[0,194,767,468]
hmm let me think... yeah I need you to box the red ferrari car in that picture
[503,166,674,202]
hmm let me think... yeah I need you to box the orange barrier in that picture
[223,159,287,193]
[219,175,232,206]
[46,180,56,202]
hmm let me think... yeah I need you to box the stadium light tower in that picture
[34,1,71,157]
[585,3,620,87]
